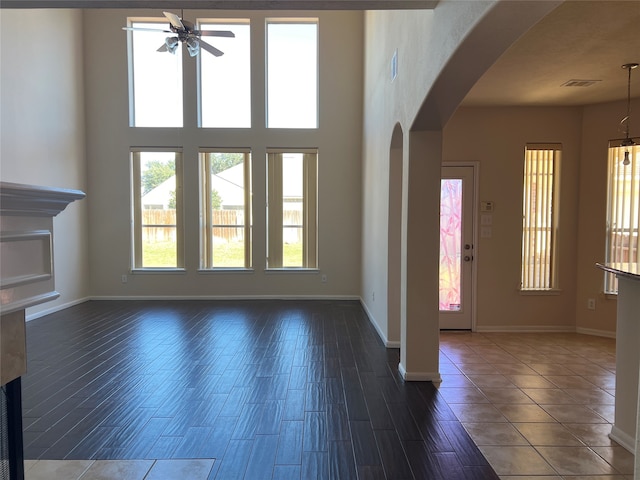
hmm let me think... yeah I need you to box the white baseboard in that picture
[358,297,402,348]
[91,294,361,301]
[25,296,91,321]
[475,325,576,333]
[475,324,617,340]
[575,327,616,339]
[609,426,636,454]
[398,362,441,382]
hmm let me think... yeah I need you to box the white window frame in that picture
[266,18,319,129]
[126,17,184,128]
[266,150,318,269]
[197,18,251,128]
[131,149,184,270]
[199,149,252,269]
[521,144,561,291]
[604,140,640,294]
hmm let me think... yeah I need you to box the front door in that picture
[439,165,475,330]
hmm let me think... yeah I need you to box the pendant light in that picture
[619,63,638,165]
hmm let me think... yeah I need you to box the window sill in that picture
[198,268,254,274]
[519,288,562,296]
[265,268,320,274]
[132,268,186,274]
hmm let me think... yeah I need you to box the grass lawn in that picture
[143,240,304,267]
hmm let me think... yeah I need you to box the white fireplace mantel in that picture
[0,181,85,315]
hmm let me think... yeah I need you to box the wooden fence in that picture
[142,209,303,243]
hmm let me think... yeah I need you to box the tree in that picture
[142,159,175,195]
[212,189,222,210]
[209,152,244,174]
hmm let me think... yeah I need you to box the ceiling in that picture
[0,0,437,9]
[462,1,640,107]
[2,0,637,106]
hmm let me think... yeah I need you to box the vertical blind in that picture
[521,145,561,290]
[605,143,640,293]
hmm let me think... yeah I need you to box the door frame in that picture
[440,161,479,331]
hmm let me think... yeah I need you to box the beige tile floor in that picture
[24,459,216,480]
[439,331,635,479]
[22,332,634,479]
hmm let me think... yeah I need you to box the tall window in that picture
[605,141,640,293]
[127,19,183,127]
[521,144,561,290]
[199,20,251,128]
[131,150,184,268]
[267,151,318,268]
[200,150,252,268]
[266,20,318,129]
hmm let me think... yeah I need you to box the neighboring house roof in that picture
[142,160,304,209]
[141,176,175,209]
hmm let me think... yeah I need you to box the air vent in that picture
[562,79,601,87]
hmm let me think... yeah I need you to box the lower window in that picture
[200,150,252,269]
[267,150,318,268]
[131,149,184,269]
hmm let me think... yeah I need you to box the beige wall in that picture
[82,10,363,298]
[576,99,640,335]
[0,9,90,318]
[444,106,583,331]
[441,100,640,336]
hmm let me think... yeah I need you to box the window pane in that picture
[439,179,462,311]
[283,154,304,266]
[267,21,318,128]
[521,146,560,290]
[129,21,183,127]
[201,152,251,268]
[267,151,317,269]
[137,152,179,267]
[605,143,640,293]
[199,21,251,128]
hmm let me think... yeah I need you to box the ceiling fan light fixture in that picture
[165,36,179,54]
[186,37,200,57]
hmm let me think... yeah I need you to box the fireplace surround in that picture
[0,182,84,480]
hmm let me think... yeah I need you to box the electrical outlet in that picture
[121,275,128,284]
[587,298,596,310]
[321,274,327,283]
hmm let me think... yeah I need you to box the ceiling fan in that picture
[123,11,235,57]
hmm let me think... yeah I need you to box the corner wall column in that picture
[399,129,441,381]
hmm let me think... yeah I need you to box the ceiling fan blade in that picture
[122,26,172,33]
[197,30,235,38]
[157,44,168,52]
[199,41,224,57]
[163,11,185,31]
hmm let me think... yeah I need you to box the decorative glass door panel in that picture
[440,179,462,311]
[440,166,475,330]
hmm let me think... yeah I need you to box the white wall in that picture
[360,1,559,345]
[82,10,363,298]
[0,9,89,318]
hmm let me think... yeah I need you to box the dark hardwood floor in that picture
[21,300,499,479]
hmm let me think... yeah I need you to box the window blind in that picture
[605,142,640,293]
[522,145,561,290]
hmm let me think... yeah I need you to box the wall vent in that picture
[562,79,601,87]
